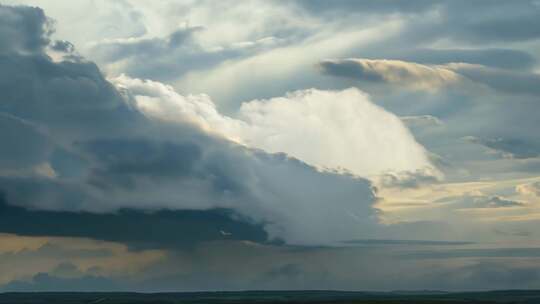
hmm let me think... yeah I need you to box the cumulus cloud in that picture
[116,76,437,178]
[235,89,437,177]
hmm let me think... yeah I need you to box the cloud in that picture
[516,182,540,197]
[442,1,540,43]
[343,239,472,246]
[91,27,283,81]
[117,76,437,178]
[0,4,52,54]
[0,198,268,249]
[319,58,463,91]
[235,89,437,177]
[297,1,540,44]
[473,196,524,208]
[402,247,540,259]
[3,1,540,291]
[0,232,167,287]
[400,115,443,128]
[1,4,413,246]
[0,242,112,260]
[320,58,540,97]
[437,195,524,209]
[295,0,438,15]
[2,0,148,54]
[377,169,440,189]
[0,113,53,171]
[450,63,540,96]
[389,48,536,71]
[466,136,540,159]
[455,262,540,290]
[1,272,120,292]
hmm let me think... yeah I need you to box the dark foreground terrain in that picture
[1,290,540,304]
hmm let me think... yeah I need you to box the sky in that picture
[1,0,540,291]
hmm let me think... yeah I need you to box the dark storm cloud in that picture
[0,197,268,250]
[0,6,140,140]
[0,4,52,54]
[0,56,142,156]
[83,139,203,188]
[0,113,52,170]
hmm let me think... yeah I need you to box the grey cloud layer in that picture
[298,0,540,43]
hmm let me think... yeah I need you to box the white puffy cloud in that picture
[114,76,437,178]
